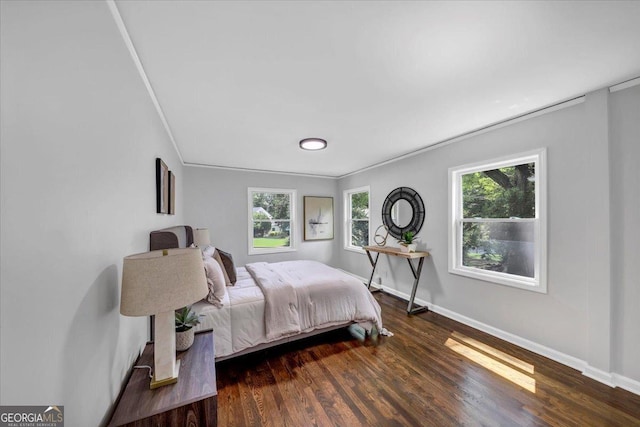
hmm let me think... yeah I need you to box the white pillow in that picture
[201,245,216,259]
[203,257,226,307]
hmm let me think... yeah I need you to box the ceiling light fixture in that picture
[299,138,327,151]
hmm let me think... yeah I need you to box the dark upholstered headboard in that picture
[149,225,194,251]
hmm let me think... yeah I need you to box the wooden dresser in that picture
[109,331,217,427]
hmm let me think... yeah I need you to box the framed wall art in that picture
[304,196,334,240]
[156,158,169,214]
[168,171,176,215]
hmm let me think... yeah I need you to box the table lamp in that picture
[193,228,211,248]
[121,248,207,389]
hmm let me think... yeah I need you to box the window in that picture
[248,188,296,255]
[344,186,370,252]
[449,149,546,292]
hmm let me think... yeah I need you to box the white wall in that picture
[610,84,640,383]
[1,1,184,425]
[183,167,338,268]
[337,86,640,387]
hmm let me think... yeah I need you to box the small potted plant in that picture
[398,231,417,253]
[175,306,201,351]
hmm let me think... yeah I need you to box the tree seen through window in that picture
[349,191,369,248]
[251,191,292,249]
[462,162,535,277]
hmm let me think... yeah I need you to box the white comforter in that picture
[246,260,382,340]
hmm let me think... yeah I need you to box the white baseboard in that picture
[583,366,616,387]
[613,373,640,395]
[429,302,589,371]
[341,269,639,395]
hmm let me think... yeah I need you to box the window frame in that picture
[248,187,297,255]
[448,148,547,293]
[343,186,371,253]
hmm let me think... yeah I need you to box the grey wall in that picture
[338,87,639,384]
[183,167,339,267]
[182,86,639,386]
[1,1,184,425]
[610,84,640,382]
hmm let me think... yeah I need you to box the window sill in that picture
[344,246,367,255]
[249,247,297,256]
[449,266,546,294]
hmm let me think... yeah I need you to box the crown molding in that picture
[106,0,184,164]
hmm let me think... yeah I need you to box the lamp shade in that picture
[120,248,207,316]
[193,228,211,247]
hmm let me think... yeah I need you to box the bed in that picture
[149,225,383,361]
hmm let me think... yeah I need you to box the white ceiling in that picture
[114,1,640,178]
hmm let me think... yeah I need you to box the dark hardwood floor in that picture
[216,292,640,426]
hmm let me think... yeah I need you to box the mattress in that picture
[193,261,381,359]
[193,267,268,358]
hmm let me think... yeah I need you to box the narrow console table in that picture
[363,245,430,315]
[109,331,217,427]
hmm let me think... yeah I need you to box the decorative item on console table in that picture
[175,305,202,352]
[398,231,417,253]
[374,224,390,246]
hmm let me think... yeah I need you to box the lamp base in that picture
[150,359,180,389]
[151,310,180,389]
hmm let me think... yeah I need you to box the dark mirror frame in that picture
[381,187,425,239]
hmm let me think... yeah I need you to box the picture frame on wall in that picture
[168,171,175,215]
[304,196,334,240]
[156,158,169,214]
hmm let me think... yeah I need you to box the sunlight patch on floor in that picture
[445,335,536,393]
[450,331,535,374]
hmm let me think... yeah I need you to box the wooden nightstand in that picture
[109,331,217,427]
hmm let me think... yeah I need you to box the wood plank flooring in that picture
[215,292,640,426]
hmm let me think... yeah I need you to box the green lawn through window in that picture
[253,237,289,248]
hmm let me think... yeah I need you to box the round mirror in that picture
[391,199,413,228]
[381,187,425,240]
